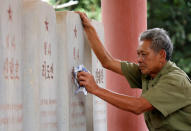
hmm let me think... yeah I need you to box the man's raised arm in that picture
[76,11,123,75]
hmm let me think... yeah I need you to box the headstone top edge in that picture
[56,11,80,21]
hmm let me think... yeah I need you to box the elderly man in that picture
[76,12,191,130]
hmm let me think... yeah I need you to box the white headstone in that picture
[90,20,107,131]
[0,0,23,131]
[22,1,57,131]
[56,11,92,131]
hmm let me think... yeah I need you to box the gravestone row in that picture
[0,0,107,131]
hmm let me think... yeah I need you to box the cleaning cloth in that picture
[73,65,89,95]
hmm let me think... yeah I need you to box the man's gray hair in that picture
[139,28,173,61]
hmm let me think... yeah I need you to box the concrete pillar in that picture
[101,0,148,131]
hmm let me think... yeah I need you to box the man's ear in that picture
[159,49,166,62]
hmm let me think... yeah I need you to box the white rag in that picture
[73,65,89,95]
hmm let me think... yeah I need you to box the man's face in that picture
[137,40,164,77]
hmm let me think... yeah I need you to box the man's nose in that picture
[137,55,143,63]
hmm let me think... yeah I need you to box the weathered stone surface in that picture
[90,20,107,131]
[0,0,23,131]
[22,1,57,131]
[56,11,92,131]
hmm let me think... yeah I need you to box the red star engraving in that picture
[74,25,77,38]
[44,20,49,31]
[7,6,13,21]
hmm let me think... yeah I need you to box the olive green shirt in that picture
[121,61,191,131]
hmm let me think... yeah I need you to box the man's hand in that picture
[77,71,99,94]
[75,11,92,30]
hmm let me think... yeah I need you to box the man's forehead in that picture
[137,47,148,53]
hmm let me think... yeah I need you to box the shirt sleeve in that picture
[142,74,191,117]
[121,61,142,89]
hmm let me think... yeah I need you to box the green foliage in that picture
[50,0,101,21]
[147,0,191,77]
